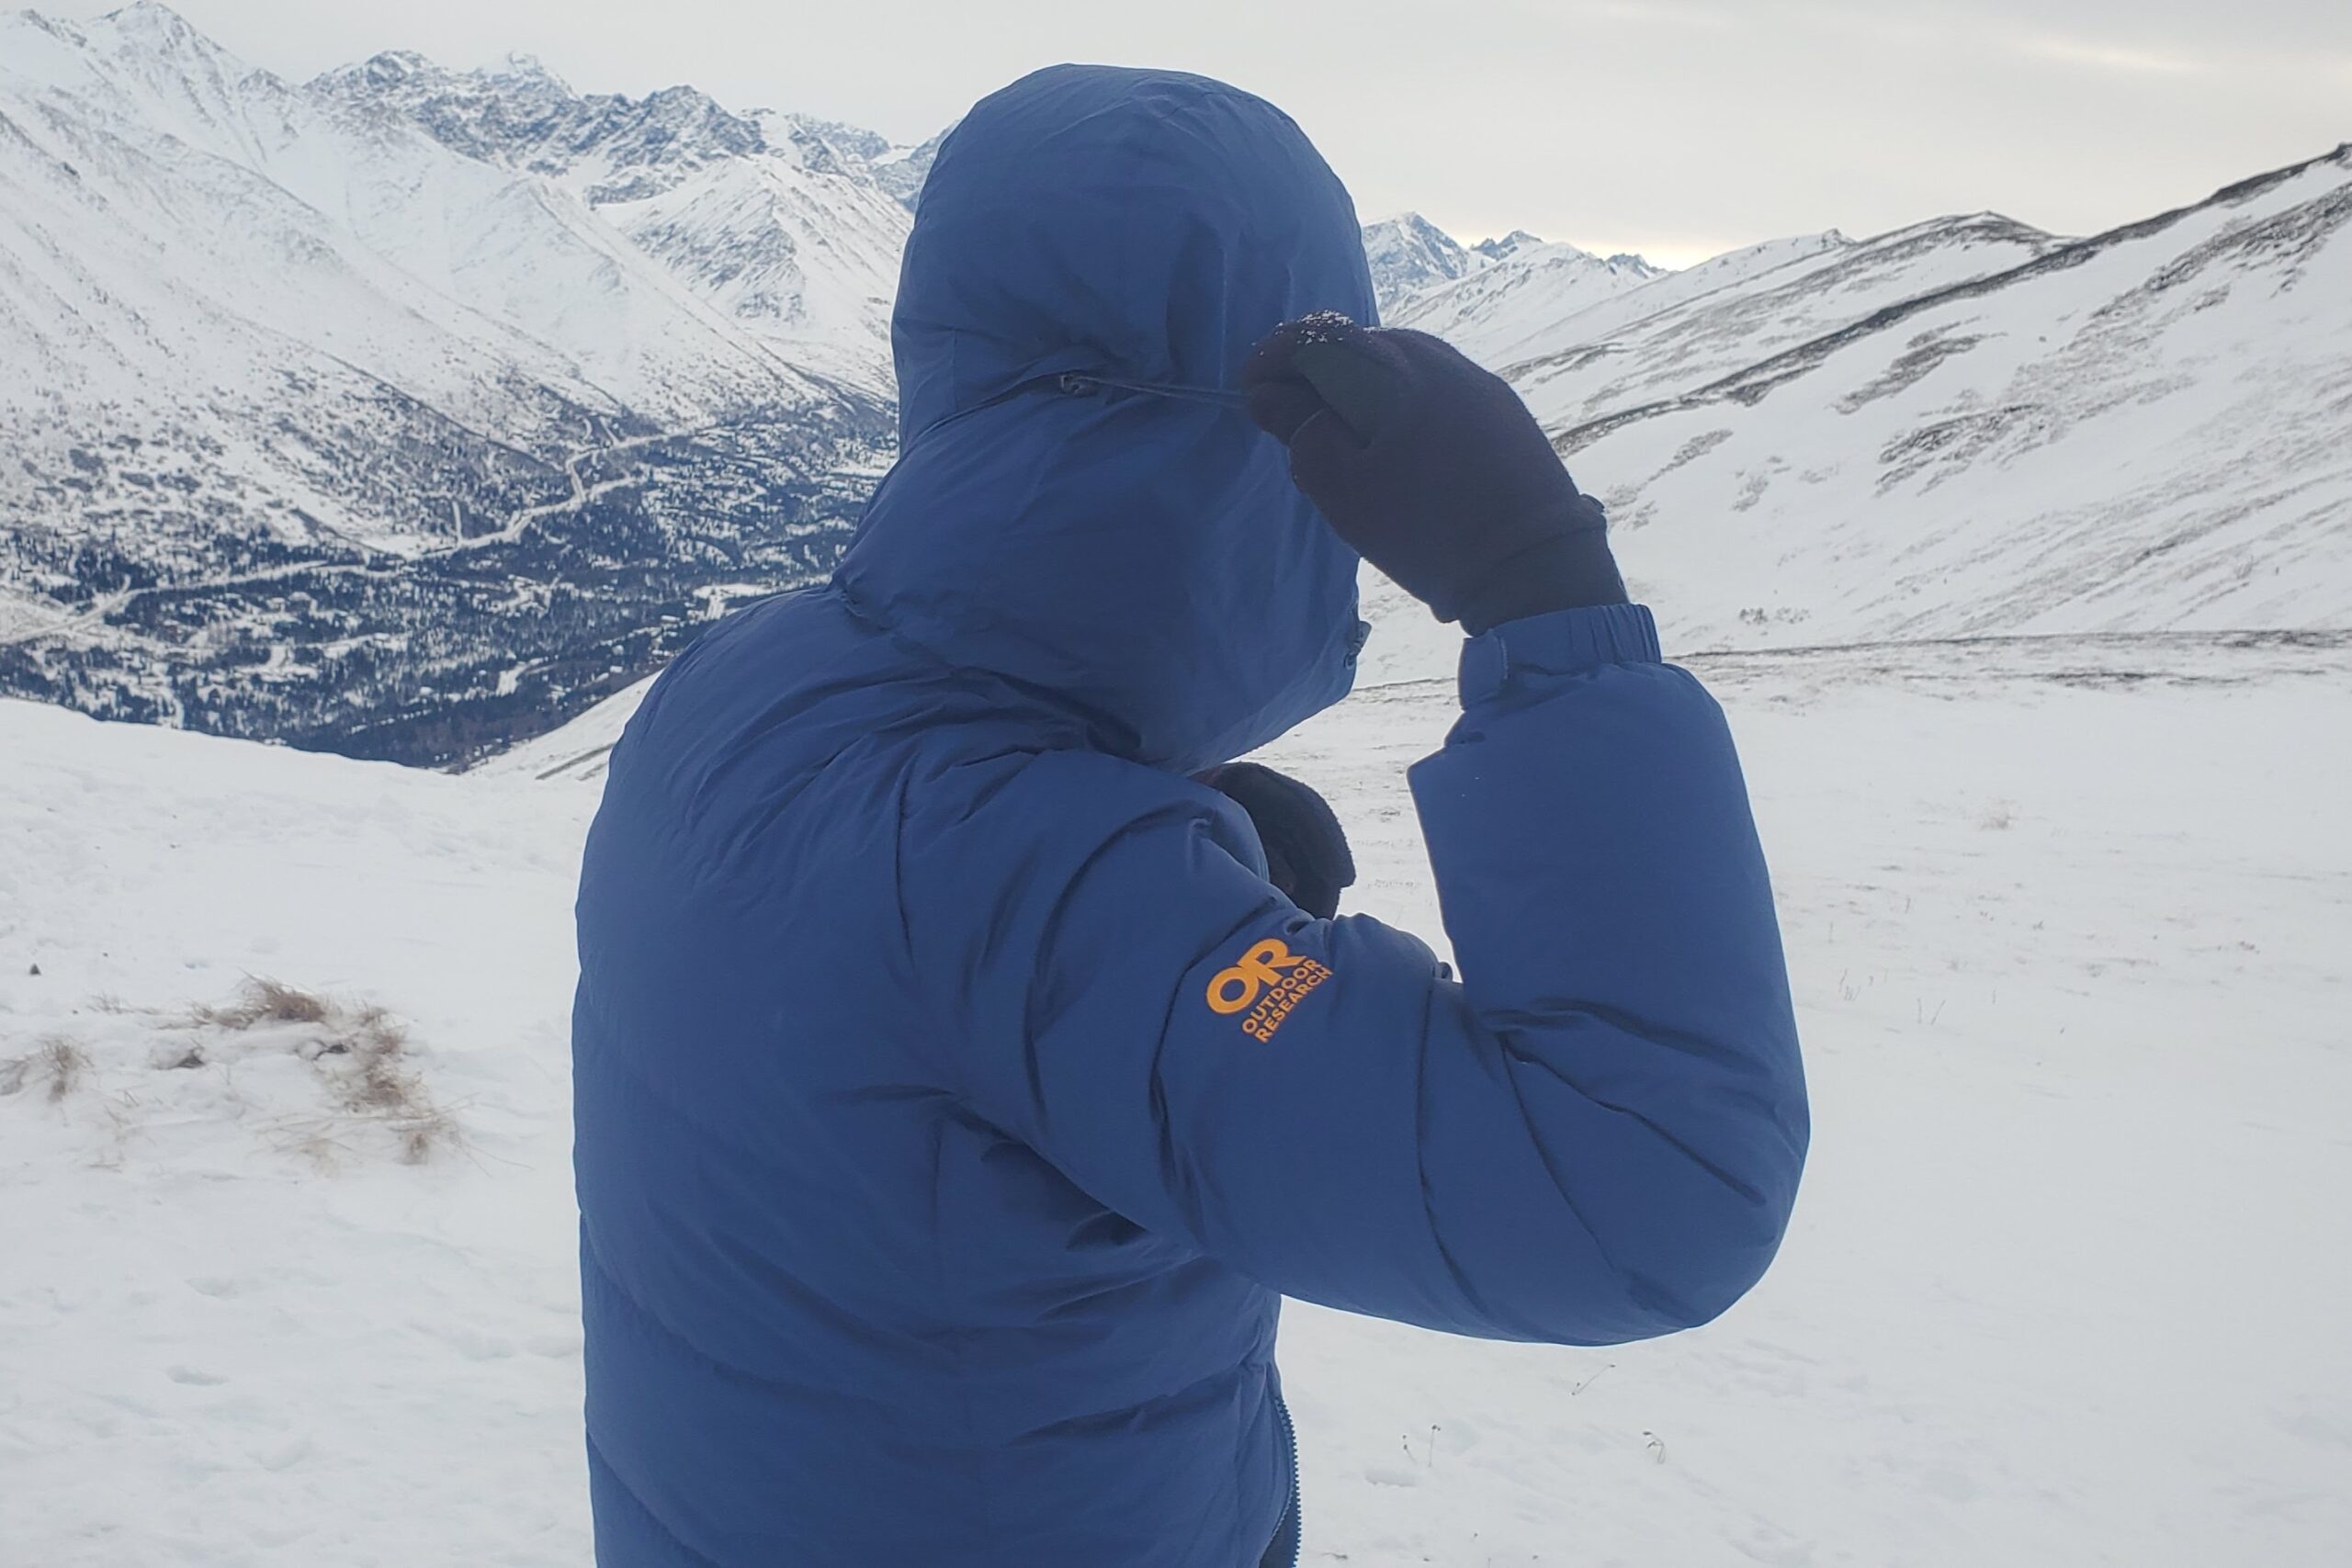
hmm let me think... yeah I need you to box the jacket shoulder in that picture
[907,746,1255,871]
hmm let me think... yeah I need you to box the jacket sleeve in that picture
[917,604,1809,1345]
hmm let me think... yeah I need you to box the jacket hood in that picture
[833,64,1378,773]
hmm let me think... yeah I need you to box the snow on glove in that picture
[1193,761,1356,920]
[1241,313,1628,634]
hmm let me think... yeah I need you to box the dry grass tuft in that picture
[192,977,334,1031]
[182,982,464,1165]
[5,981,466,1169]
[332,1012,422,1113]
[320,1010,460,1162]
[301,1000,460,1164]
[0,1035,94,1102]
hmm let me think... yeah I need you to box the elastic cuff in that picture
[1450,508,1627,635]
[1457,603,1662,707]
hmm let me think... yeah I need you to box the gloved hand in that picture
[1195,761,1355,920]
[1241,313,1627,635]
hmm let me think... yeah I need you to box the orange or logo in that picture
[1205,939,1333,1042]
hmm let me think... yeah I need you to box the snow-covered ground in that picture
[6,630,2350,1565]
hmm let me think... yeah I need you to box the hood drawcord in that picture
[1057,371,1250,413]
[910,370,1250,451]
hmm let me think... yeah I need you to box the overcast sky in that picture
[106,0,2352,266]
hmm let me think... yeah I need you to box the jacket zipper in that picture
[1264,1390,1302,1568]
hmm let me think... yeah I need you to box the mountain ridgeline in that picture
[5,6,2346,765]
[1,5,913,765]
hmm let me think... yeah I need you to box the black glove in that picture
[1241,313,1627,635]
[1195,762,1355,919]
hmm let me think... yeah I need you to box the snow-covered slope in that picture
[1383,231,1671,345]
[10,627,2352,1564]
[0,4,910,763]
[1416,217,2054,405]
[1353,152,2352,661]
[1549,148,2352,649]
[0,4,881,472]
[306,50,912,395]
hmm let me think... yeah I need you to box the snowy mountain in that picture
[1361,212,1482,311]
[512,141,2352,771]
[0,4,912,764]
[866,124,949,210]
[6,6,2346,767]
[303,49,914,392]
[1361,209,1664,319]
[1354,155,2352,661]
[1471,230,1546,266]
[1543,150,2352,649]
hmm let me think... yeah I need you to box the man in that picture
[572,63,1807,1568]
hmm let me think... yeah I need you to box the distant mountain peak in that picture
[1473,230,1546,263]
[311,48,766,192]
[868,124,951,210]
[88,1,232,63]
[100,0,197,38]
[481,51,567,91]
[1362,211,1479,313]
[353,50,429,78]
[1366,214,1670,315]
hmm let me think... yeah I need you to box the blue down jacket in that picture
[572,63,1808,1568]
